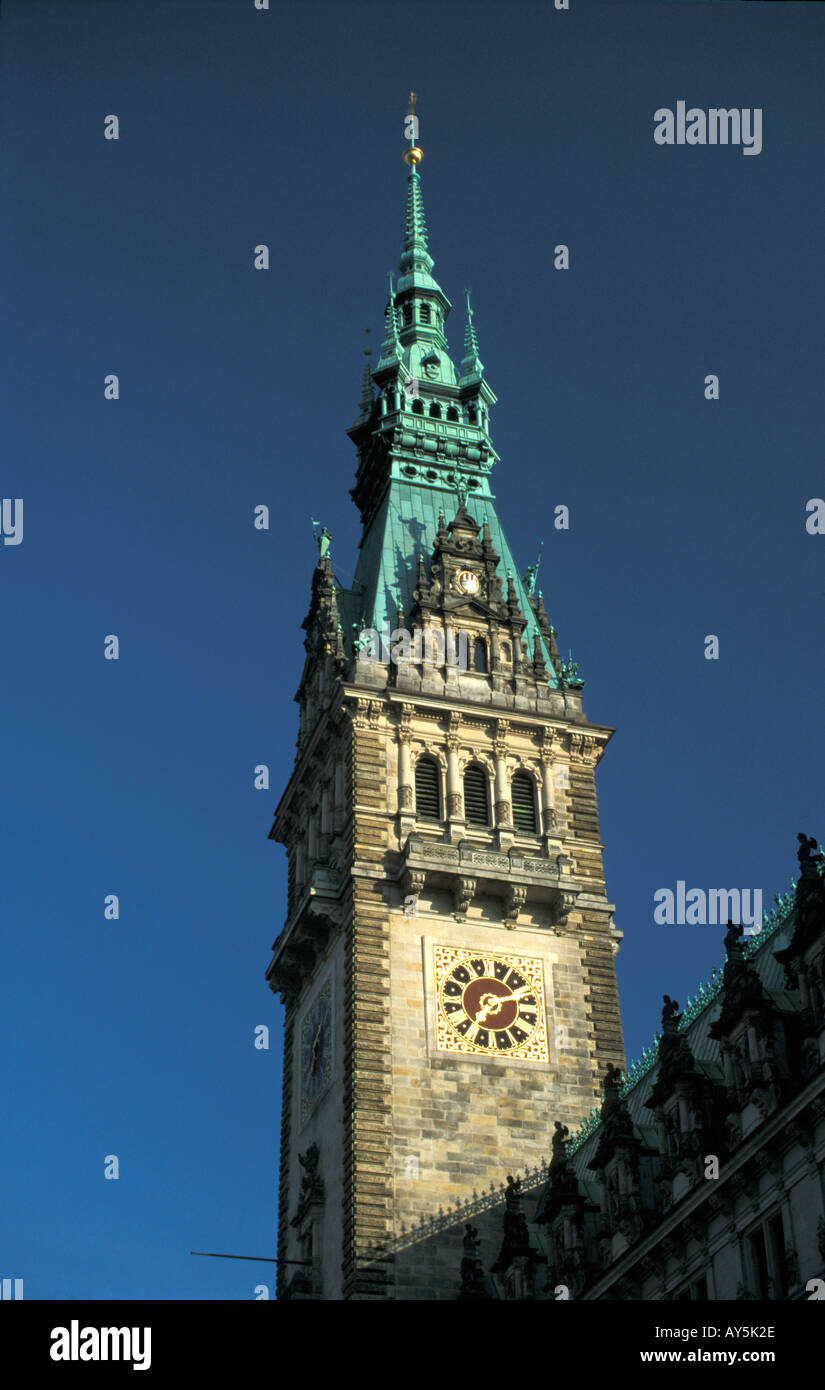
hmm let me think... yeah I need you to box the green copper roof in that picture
[348,480,561,687]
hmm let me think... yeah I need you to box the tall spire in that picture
[397,95,441,297]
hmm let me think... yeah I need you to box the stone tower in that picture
[266,113,625,1300]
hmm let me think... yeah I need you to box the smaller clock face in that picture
[457,570,479,595]
[301,986,332,1121]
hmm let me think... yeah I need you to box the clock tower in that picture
[266,109,625,1299]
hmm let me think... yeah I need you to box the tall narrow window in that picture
[768,1213,788,1297]
[429,402,441,418]
[749,1228,770,1299]
[473,638,487,673]
[420,302,431,324]
[511,771,537,833]
[403,303,412,326]
[415,757,441,821]
[463,765,489,826]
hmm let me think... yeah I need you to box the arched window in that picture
[511,771,537,833]
[420,303,431,324]
[473,638,488,673]
[500,641,511,663]
[468,405,477,424]
[463,765,489,826]
[429,402,441,419]
[412,399,424,414]
[415,757,441,820]
[446,406,459,422]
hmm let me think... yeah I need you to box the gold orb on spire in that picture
[403,146,423,166]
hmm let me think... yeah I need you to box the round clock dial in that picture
[457,570,479,595]
[301,988,332,1119]
[438,955,542,1054]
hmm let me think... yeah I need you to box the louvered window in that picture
[463,765,489,826]
[420,303,431,324]
[473,638,488,673]
[511,771,537,833]
[415,758,441,820]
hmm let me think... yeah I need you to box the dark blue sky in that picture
[2,0,823,1299]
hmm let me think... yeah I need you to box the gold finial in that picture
[403,90,423,166]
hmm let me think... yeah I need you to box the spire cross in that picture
[407,92,417,152]
[403,91,422,167]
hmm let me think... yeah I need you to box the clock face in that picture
[300,984,332,1121]
[433,947,549,1061]
[457,569,479,595]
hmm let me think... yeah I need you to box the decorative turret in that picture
[460,289,484,382]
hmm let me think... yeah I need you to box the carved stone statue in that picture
[724,920,745,955]
[661,995,681,1027]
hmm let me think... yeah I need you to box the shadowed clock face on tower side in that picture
[433,946,549,1061]
[300,983,332,1122]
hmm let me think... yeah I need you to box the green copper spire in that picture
[460,288,484,380]
[340,100,579,689]
[401,163,431,264]
[377,272,402,370]
[355,327,374,422]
